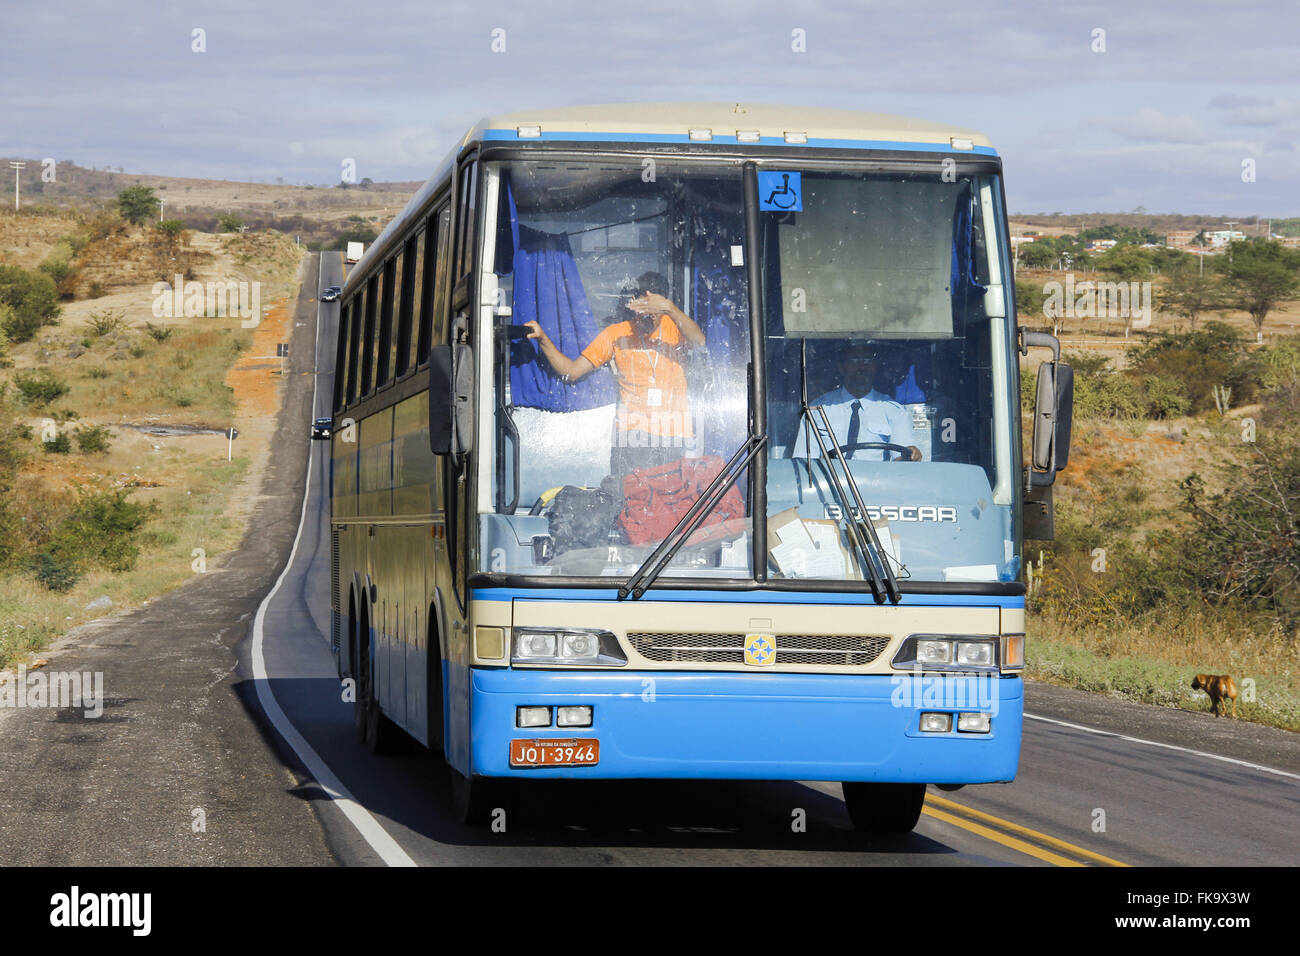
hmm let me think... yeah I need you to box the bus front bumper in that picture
[469,669,1022,783]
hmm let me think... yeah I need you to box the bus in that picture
[326,103,1073,830]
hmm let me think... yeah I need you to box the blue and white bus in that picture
[327,103,1072,829]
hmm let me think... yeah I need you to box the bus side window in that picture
[333,300,350,412]
[453,161,478,284]
[376,257,397,387]
[345,299,362,406]
[397,231,421,377]
[360,275,378,396]
[418,205,452,362]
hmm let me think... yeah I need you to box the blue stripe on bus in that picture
[483,128,999,156]
[472,587,1024,608]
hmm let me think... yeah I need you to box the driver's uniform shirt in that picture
[792,387,916,460]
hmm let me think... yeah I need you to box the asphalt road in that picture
[3,252,1295,867]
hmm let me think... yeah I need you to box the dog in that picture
[1191,674,1238,718]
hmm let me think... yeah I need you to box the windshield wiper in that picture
[618,433,768,601]
[797,341,901,604]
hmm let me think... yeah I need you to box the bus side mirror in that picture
[1029,360,1073,486]
[429,343,474,455]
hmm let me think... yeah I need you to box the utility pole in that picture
[9,161,25,211]
[158,196,166,222]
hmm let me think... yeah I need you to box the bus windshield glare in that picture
[476,158,1020,586]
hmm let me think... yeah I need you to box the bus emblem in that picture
[744,634,776,666]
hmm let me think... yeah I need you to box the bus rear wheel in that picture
[353,612,401,755]
[842,782,926,833]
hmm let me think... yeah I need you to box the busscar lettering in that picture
[825,504,958,523]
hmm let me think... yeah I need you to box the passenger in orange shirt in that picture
[525,271,706,474]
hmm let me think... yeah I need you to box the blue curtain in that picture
[690,207,749,460]
[503,180,615,412]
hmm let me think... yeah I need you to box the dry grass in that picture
[1028,609,1300,731]
[0,453,251,670]
[0,212,305,670]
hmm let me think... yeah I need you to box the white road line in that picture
[1025,712,1300,782]
[251,253,417,867]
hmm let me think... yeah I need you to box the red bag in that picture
[617,456,747,546]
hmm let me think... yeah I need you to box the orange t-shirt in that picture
[581,315,692,438]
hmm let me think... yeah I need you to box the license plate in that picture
[509,738,599,768]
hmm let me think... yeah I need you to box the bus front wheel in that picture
[842,782,926,833]
[449,769,513,827]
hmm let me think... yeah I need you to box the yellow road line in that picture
[926,793,1130,867]
[921,806,1085,866]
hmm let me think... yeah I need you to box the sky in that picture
[2,0,1298,216]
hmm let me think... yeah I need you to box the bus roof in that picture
[343,103,995,289]
[472,102,995,151]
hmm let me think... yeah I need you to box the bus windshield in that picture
[764,169,1020,585]
[477,159,754,579]
[476,159,1019,585]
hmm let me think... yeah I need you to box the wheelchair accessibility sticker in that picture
[744,633,777,666]
[758,171,802,211]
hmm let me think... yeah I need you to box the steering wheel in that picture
[835,441,915,461]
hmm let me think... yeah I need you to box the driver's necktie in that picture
[846,400,861,459]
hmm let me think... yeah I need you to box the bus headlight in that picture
[956,641,994,667]
[516,631,558,660]
[916,639,953,665]
[511,628,627,667]
[893,635,999,673]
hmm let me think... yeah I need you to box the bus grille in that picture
[626,632,891,666]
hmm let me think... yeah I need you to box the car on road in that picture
[310,417,332,440]
[320,286,341,301]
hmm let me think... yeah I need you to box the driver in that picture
[793,341,922,461]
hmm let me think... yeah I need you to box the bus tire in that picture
[354,606,401,755]
[426,612,445,760]
[842,782,926,833]
[449,769,512,826]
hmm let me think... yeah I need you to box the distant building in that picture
[1086,239,1118,252]
[1166,230,1197,248]
[1277,236,1300,249]
[1204,230,1246,247]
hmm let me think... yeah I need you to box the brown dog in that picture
[1191,674,1238,718]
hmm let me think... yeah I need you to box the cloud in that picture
[1099,109,1208,144]
[1208,94,1299,127]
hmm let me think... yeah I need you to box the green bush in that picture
[74,425,112,453]
[117,185,158,226]
[42,432,71,454]
[144,322,173,342]
[30,550,80,592]
[1137,374,1191,419]
[1126,321,1261,414]
[84,308,126,337]
[0,264,61,342]
[13,369,70,407]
